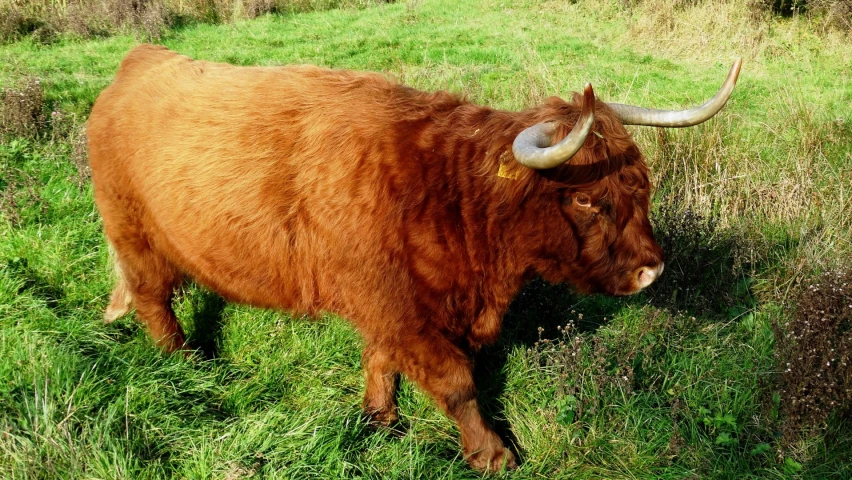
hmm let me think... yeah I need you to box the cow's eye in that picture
[574,194,592,208]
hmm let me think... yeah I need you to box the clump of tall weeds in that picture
[0,0,386,43]
[1,77,45,139]
[646,197,757,316]
[530,308,677,426]
[774,269,852,441]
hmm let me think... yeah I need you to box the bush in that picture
[0,77,45,139]
[774,269,852,440]
[63,0,172,41]
[750,0,851,29]
[0,0,387,43]
[645,198,756,316]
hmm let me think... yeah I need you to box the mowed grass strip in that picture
[1,0,850,478]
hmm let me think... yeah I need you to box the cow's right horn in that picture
[512,83,595,170]
[607,59,742,127]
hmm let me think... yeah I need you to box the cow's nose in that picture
[635,262,664,289]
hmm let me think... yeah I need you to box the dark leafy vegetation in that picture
[0,77,44,139]
[775,269,852,441]
[646,198,757,316]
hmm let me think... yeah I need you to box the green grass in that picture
[2,0,851,478]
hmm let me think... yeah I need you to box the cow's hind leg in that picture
[362,344,399,426]
[391,334,516,472]
[108,236,186,353]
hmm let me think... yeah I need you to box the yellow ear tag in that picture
[497,162,521,180]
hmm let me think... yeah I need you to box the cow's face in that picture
[513,59,740,296]
[555,158,664,296]
[525,123,665,296]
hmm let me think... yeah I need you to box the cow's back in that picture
[88,45,428,316]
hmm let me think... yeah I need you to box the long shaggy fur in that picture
[87,44,664,471]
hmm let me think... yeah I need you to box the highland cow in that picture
[87,45,740,471]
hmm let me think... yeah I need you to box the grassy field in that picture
[1,0,851,478]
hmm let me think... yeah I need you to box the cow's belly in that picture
[138,176,335,314]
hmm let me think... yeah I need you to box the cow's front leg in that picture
[392,335,517,472]
[362,344,399,426]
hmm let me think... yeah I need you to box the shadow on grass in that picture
[181,286,228,359]
[469,203,791,464]
[4,256,64,310]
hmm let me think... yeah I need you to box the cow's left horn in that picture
[512,83,595,170]
[607,58,742,127]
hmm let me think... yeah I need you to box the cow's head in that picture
[511,60,741,296]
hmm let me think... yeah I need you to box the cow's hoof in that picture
[363,407,399,428]
[104,283,132,323]
[104,303,130,323]
[467,446,517,472]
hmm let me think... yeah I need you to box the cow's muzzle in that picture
[634,262,665,291]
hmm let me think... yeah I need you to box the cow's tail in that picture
[104,240,133,323]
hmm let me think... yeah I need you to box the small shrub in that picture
[243,0,278,18]
[0,4,49,43]
[530,316,633,424]
[646,198,755,316]
[48,109,76,140]
[1,77,46,139]
[774,269,852,441]
[136,0,171,41]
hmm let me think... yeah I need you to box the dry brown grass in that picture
[608,0,850,64]
[0,77,45,138]
[0,0,384,42]
[632,85,851,289]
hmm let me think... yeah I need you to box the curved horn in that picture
[512,83,596,170]
[608,58,742,127]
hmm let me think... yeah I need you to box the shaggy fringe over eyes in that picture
[474,92,651,215]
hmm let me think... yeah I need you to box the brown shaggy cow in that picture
[87,45,740,471]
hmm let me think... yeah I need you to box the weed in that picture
[530,316,630,427]
[646,198,756,316]
[0,77,45,139]
[530,309,675,423]
[774,269,852,442]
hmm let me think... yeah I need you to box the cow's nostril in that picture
[635,262,664,289]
